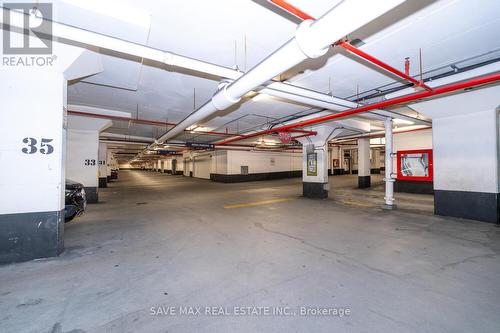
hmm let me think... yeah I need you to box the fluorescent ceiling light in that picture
[60,0,151,28]
[393,118,414,125]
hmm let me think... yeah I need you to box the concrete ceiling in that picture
[52,0,500,150]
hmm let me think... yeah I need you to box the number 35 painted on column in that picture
[21,138,54,155]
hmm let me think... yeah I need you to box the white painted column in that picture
[339,147,345,173]
[67,116,111,203]
[98,142,107,188]
[0,42,102,263]
[0,69,67,264]
[410,86,500,223]
[357,138,371,188]
[296,125,340,199]
[106,151,112,178]
[383,118,396,209]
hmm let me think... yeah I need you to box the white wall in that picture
[226,150,302,174]
[183,152,194,176]
[391,128,433,174]
[433,109,498,193]
[119,162,138,169]
[175,157,184,173]
[177,150,302,178]
[193,153,212,179]
[393,128,432,152]
[212,150,228,174]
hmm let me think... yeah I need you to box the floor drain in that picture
[136,202,148,205]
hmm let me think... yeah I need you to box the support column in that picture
[67,116,111,204]
[358,138,371,188]
[98,142,107,188]
[339,147,344,174]
[297,125,341,199]
[383,118,396,209]
[106,151,112,181]
[410,86,500,223]
[0,70,66,264]
[0,43,102,263]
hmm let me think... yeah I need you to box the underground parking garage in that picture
[1,0,500,332]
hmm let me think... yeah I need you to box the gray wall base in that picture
[0,210,64,265]
[303,182,329,199]
[98,177,107,188]
[434,190,499,224]
[211,171,301,183]
[395,180,433,194]
[358,176,371,188]
[85,187,98,204]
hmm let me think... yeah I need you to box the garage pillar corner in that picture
[297,125,341,199]
[410,86,500,223]
[0,45,102,264]
[98,142,108,188]
[67,116,111,204]
[358,138,371,188]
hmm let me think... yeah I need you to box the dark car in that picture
[65,179,86,222]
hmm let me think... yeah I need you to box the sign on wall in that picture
[307,153,317,176]
[397,149,433,182]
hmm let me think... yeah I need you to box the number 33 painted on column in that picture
[22,138,54,155]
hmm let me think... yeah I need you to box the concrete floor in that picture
[1,171,500,333]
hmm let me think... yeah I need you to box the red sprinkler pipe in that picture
[291,133,315,140]
[217,73,500,145]
[269,0,433,91]
[336,41,433,91]
[286,129,316,134]
[68,110,243,137]
[269,0,314,20]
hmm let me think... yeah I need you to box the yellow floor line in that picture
[224,198,294,209]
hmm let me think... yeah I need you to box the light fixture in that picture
[393,119,414,125]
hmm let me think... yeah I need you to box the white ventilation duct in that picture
[0,4,403,131]
[1,1,408,141]
[157,0,407,143]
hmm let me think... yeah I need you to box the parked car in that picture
[111,169,118,180]
[65,179,86,222]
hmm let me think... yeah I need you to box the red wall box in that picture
[396,149,433,182]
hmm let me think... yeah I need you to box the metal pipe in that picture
[69,110,243,137]
[1,6,394,128]
[269,0,315,20]
[332,126,431,141]
[337,41,433,91]
[156,0,406,143]
[383,118,396,209]
[217,72,500,145]
[269,0,432,91]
